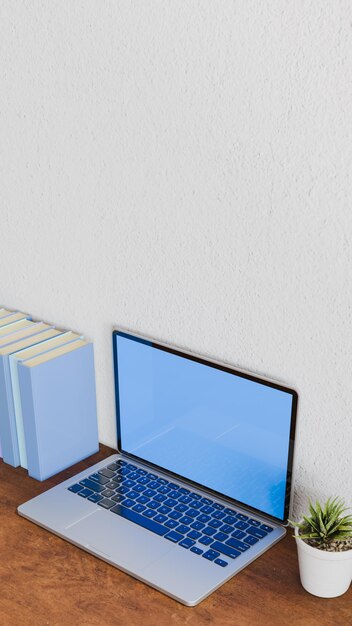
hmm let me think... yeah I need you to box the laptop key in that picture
[101,489,116,498]
[128,472,140,480]
[132,504,146,513]
[143,509,157,519]
[165,531,183,543]
[87,493,104,503]
[226,538,250,552]
[147,481,159,489]
[200,498,212,505]
[165,519,179,529]
[190,521,205,531]
[211,510,226,520]
[186,508,199,518]
[117,486,129,495]
[197,514,211,523]
[190,546,203,555]
[236,513,248,521]
[105,479,121,489]
[211,541,241,559]
[156,478,168,485]
[202,549,220,561]
[188,530,201,540]
[213,532,228,542]
[203,526,216,536]
[78,488,94,498]
[168,491,180,500]
[136,495,149,504]
[99,469,115,479]
[190,493,201,500]
[164,499,178,508]
[199,536,213,546]
[122,480,135,489]
[234,521,248,530]
[158,506,171,515]
[212,503,225,510]
[261,524,273,533]
[89,473,110,485]
[243,535,259,545]
[147,501,159,510]
[68,484,83,493]
[208,519,222,529]
[179,538,196,549]
[154,514,167,524]
[144,489,157,498]
[200,505,214,515]
[188,501,202,510]
[232,530,246,539]
[178,495,192,504]
[176,524,189,535]
[119,467,131,476]
[178,487,190,494]
[110,504,168,536]
[223,508,236,516]
[126,490,139,500]
[247,527,267,539]
[111,494,125,503]
[223,516,237,525]
[97,498,116,509]
[175,504,188,513]
[134,485,146,493]
[122,498,135,508]
[137,477,149,485]
[248,519,261,527]
[135,468,147,475]
[79,479,106,493]
[179,516,193,525]
[214,559,228,567]
[168,510,182,520]
[220,524,233,534]
[157,486,171,495]
[154,494,167,503]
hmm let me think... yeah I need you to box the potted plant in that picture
[290,497,352,598]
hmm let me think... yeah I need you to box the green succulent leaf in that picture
[292,497,352,546]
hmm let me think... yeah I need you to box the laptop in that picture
[18,329,298,606]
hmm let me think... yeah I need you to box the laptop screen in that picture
[113,331,297,523]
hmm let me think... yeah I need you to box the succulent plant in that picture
[290,497,352,546]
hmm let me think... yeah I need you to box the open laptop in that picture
[18,329,298,606]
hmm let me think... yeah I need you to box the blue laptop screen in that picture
[114,333,295,521]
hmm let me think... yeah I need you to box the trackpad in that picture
[65,509,172,570]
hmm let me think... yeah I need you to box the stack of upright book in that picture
[0,307,99,480]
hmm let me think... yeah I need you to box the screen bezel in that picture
[113,329,298,525]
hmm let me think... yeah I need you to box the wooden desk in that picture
[0,446,350,626]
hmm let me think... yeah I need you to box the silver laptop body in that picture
[18,330,298,606]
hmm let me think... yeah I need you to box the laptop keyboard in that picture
[67,459,274,568]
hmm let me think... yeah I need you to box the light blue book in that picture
[0,325,57,467]
[9,331,82,469]
[18,340,99,481]
[0,311,29,327]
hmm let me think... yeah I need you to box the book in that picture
[0,312,29,328]
[9,331,82,469]
[0,319,32,338]
[0,321,45,348]
[0,326,58,467]
[18,340,99,481]
[0,309,14,319]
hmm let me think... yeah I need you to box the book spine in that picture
[0,357,20,466]
[17,364,41,479]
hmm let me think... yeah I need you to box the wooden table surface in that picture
[0,446,351,626]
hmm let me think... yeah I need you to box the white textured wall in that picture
[1,2,351,518]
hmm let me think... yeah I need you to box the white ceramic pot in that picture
[295,525,352,598]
